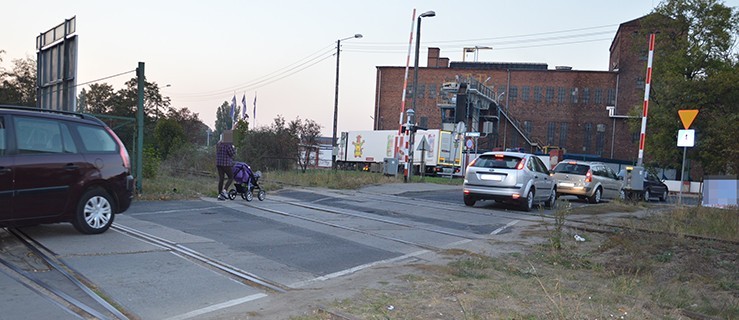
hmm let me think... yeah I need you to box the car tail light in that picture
[585,169,593,183]
[516,158,525,170]
[107,127,131,172]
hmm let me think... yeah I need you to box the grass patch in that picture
[139,165,463,200]
[310,207,738,320]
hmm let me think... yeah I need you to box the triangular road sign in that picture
[678,109,699,129]
[417,135,430,151]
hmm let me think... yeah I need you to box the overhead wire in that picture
[167,23,623,101]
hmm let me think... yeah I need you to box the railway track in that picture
[267,187,739,245]
[0,228,130,320]
[110,224,288,293]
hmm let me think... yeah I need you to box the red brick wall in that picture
[373,16,655,162]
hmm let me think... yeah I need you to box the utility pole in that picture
[136,62,145,193]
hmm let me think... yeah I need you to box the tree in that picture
[0,54,36,107]
[167,107,209,145]
[214,101,240,141]
[80,83,116,114]
[290,118,322,172]
[154,118,186,160]
[637,0,739,175]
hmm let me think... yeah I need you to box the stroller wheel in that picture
[240,192,247,200]
[245,191,254,202]
[258,189,266,201]
[228,189,237,200]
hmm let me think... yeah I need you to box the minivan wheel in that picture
[464,195,476,207]
[72,188,115,234]
[588,188,602,204]
[520,190,534,212]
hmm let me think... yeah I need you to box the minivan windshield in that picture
[553,162,590,175]
[472,155,522,169]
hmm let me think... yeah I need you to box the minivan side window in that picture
[0,117,5,156]
[14,117,66,154]
[76,125,117,152]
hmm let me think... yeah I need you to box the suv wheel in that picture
[544,189,556,209]
[72,188,115,234]
[520,190,534,212]
[588,188,602,204]
[463,195,476,207]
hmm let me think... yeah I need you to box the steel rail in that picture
[111,224,288,293]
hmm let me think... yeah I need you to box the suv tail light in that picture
[585,169,593,182]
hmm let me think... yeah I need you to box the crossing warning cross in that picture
[678,109,699,129]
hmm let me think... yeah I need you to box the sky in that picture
[3,0,736,136]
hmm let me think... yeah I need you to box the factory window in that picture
[509,86,518,103]
[571,88,579,104]
[582,88,590,104]
[583,123,593,152]
[427,84,437,99]
[596,124,606,156]
[594,88,603,105]
[607,88,616,105]
[558,87,566,104]
[524,120,533,138]
[534,86,542,103]
[547,122,556,145]
[521,86,530,102]
[559,122,568,148]
[417,84,426,99]
[636,77,645,88]
[546,87,554,103]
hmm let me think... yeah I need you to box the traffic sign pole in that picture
[677,110,699,205]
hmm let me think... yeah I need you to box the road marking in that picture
[289,249,430,288]
[491,220,520,235]
[129,206,222,216]
[163,293,268,320]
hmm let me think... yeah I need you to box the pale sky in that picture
[5,0,733,136]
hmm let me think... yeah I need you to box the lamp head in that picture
[354,34,363,39]
[420,11,436,18]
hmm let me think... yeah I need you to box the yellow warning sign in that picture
[678,110,699,129]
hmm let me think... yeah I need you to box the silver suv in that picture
[552,160,624,203]
[463,152,556,211]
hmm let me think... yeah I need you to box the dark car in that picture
[0,105,134,234]
[642,171,669,202]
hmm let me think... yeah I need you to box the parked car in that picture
[463,152,556,211]
[551,160,624,203]
[642,171,669,201]
[0,105,134,234]
[619,167,669,202]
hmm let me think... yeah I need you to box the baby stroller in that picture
[228,162,266,201]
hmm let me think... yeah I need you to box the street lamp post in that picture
[332,33,363,170]
[407,10,435,182]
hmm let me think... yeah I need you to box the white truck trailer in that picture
[336,129,462,175]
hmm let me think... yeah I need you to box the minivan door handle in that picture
[64,163,80,171]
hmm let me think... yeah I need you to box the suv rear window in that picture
[473,155,522,169]
[554,162,590,175]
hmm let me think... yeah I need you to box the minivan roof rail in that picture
[0,105,91,120]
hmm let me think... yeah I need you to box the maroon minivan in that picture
[0,105,134,234]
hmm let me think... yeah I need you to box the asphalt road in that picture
[0,183,694,319]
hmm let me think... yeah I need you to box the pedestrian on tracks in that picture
[216,130,236,200]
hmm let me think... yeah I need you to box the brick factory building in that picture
[373,16,654,162]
